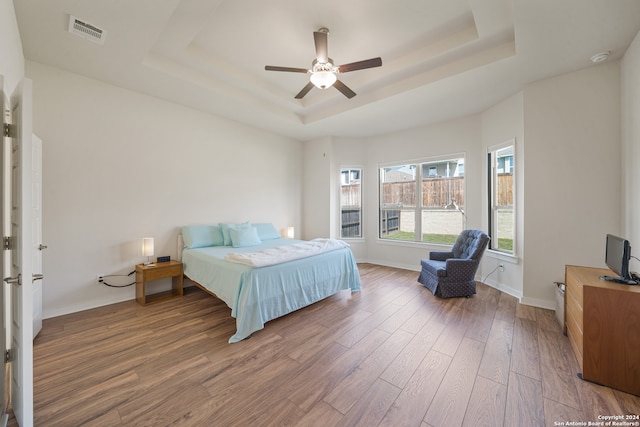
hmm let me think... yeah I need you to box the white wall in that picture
[522,62,622,307]
[0,0,24,96]
[302,137,334,240]
[27,61,302,318]
[622,30,640,271]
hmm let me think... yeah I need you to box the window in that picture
[341,169,360,185]
[340,168,362,238]
[379,156,465,244]
[488,143,515,253]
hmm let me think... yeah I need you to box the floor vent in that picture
[68,15,106,44]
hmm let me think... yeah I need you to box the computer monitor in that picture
[602,234,633,283]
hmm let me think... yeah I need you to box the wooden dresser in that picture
[564,265,640,396]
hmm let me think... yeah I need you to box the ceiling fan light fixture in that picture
[264,28,381,98]
[310,71,337,89]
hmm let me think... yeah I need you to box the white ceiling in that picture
[13,0,640,141]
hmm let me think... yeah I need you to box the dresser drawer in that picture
[142,263,182,281]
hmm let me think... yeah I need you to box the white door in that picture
[0,75,7,427]
[6,78,34,427]
[31,135,42,339]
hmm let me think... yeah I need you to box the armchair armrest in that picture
[429,251,454,261]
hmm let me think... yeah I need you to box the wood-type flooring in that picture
[9,263,640,426]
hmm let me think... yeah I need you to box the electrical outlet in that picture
[97,274,104,281]
[499,264,504,272]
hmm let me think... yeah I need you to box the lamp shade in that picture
[142,237,154,257]
[310,71,337,89]
[285,227,295,239]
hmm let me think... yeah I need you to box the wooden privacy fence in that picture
[421,177,464,207]
[380,177,465,208]
[495,173,513,207]
[341,183,361,207]
[375,175,513,208]
[341,209,361,237]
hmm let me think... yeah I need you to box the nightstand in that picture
[135,260,183,305]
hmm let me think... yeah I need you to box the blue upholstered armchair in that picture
[417,229,490,298]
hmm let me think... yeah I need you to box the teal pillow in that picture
[253,223,281,240]
[182,225,224,248]
[230,226,262,248]
[219,222,251,246]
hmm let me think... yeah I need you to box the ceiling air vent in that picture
[68,15,106,45]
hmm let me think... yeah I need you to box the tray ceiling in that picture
[14,0,640,140]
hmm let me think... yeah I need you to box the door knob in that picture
[32,274,44,282]
[38,244,48,251]
[4,274,21,286]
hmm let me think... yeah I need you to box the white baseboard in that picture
[482,278,523,301]
[43,294,133,319]
[519,296,556,310]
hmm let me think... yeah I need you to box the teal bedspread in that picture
[182,238,361,343]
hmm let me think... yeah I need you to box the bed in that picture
[179,223,361,343]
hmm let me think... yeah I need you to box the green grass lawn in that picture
[497,238,513,251]
[382,231,458,244]
[382,231,513,250]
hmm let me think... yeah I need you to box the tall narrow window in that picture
[488,143,515,253]
[340,168,362,238]
[379,156,464,244]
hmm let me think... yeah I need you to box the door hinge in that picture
[3,123,16,138]
[3,236,14,250]
[5,349,12,364]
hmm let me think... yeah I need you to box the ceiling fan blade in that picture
[314,30,329,63]
[294,82,315,99]
[265,65,309,73]
[338,57,382,73]
[333,79,356,99]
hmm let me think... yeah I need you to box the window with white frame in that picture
[340,168,362,238]
[488,142,515,253]
[379,156,465,244]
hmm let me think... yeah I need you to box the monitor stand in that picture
[599,275,637,285]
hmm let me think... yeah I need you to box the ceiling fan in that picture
[265,27,382,99]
